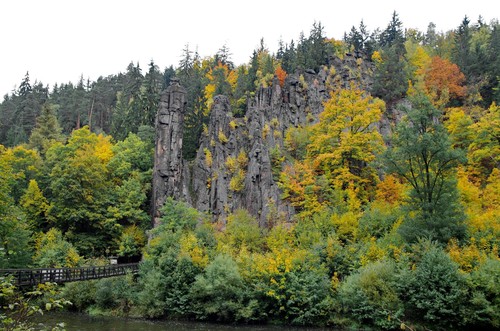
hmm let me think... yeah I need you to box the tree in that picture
[398,243,467,329]
[1,145,43,203]
[189,254,253,322]
[372,44,407,105]
[306,85,385,204]
[45,127,114,256]
[467,103,500,185]
[20,179,49,231]
[380,11,405,50]
[384,94,466,243]
[139,60,162,128]
[280,85,385,215]
[0,149,32,268]
[424,56,466,108]
[28,102,65,153]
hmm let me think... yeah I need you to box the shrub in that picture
[463,258,500,328]
[337,259,402,329]
[229,169,246,192]
[33,228,81,268]
[255,261,332,326]
[397,244,467,329]
[189,254,256,322]
[61,280,97,312]
[152,198,200,234]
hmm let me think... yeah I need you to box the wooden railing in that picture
[0,263,139,287]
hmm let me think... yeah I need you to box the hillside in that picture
[1,13,499,330]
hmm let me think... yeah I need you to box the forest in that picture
[1,12,499,330]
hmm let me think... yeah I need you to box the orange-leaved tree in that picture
[424,56,466,108]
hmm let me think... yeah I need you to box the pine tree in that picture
[29,103,65,153]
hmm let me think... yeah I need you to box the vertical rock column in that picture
[152,78,186,226]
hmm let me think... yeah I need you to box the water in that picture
[35,312,330,331]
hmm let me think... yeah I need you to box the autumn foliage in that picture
[424,56,466,108]
[274,65,287,87]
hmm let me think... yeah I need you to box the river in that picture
[35,312,331,331]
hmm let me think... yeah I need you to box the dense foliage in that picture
[1,12,499,331]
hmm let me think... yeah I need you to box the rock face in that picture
[152,78,187,226]
[153,54,375,226]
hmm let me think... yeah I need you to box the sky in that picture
[1,0,499,97]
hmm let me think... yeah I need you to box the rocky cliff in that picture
[153,54,375,226]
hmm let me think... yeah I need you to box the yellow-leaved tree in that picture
[307,85,385,204]
[280,85,385,217]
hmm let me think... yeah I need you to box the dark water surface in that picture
[36,312,332,331]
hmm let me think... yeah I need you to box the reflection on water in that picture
[36,312,331,331]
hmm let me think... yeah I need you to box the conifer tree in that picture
[29,103,65,153]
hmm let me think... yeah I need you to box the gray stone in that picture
[152,78,187,226]
[153,55,382,227]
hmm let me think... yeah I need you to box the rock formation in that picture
[152,78,187,226]
[153,54,376,226]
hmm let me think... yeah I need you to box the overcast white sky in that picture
[1,0,498,97]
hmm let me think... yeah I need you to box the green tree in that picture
[139,60,162,128]
[372,45,407,105]
[384,94,466,243]
[28,102,65,154]
[379,11,405,49]
[220,209,264,254]
[111,91,134,141]
[1,145,42,203]
[45,127,115,256]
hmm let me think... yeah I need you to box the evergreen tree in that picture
[29,103,65,153]
[281,39,297,73]
[163,65,176,90]
[372,45,407,105]
[380,11,405,50]
[215,44,234,70]
[140,60,162,128]
[453,16,473,78]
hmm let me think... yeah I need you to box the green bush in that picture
[136,262,168,318]
[358,204,400,239]
[137,253,201,318]
[61,280,97,312]
[223,209,263,253]
[397,244,467,329]
[463,258,500,328]
[256,262,332,326]
[337,259,402,329]
[189,254,256,322]
[95,278,115,309]
[152,197,200,234]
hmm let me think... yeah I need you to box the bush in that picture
[463,258,500,328]
[95,278,115,309]
[397,244,467,329]
[337,259,402,329]
[137,253,201,318]
[33,228,81,268]
[189,254,256,322]
[221,209,263,253]
[255,258,332,326]
[153,198,201,234]
[61,280,97,312]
